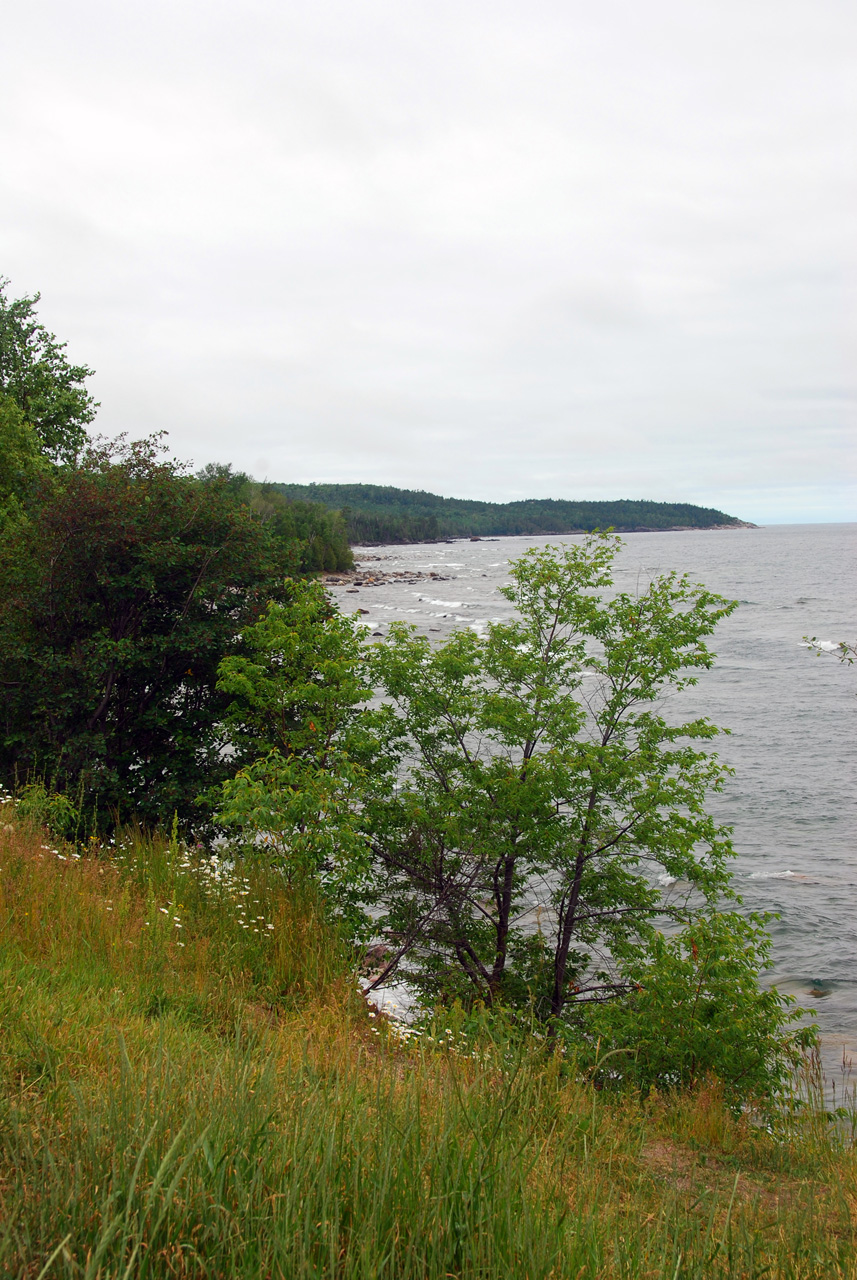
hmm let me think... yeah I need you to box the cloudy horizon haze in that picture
[2,0,855,524]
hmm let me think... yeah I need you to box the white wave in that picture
[748,869,802,879]
[421,598,464,608]
[658,872,678,886]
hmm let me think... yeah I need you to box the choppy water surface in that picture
[328,524,856,1070]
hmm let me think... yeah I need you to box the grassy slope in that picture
[1,819,855,1279]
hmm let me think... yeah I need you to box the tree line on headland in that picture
[273,481,747,544]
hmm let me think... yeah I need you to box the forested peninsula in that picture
[272,482,749,544]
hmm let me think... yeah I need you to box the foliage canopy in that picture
[0,394,46,524]
[209,541,813,1102]
[214,578,373,935]
[0,278,97,463]
[577,911,815,1109]
[273,482,745,543]
[362,535,739,1021]
[0,438,316,828]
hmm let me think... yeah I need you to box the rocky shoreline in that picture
[323,559,451,589]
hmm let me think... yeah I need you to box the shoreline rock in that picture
[323,568,451,587]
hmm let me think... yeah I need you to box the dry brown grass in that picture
[2,816,857,1278]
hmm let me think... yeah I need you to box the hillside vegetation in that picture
[2,815,856,1279]
[0,439,352,832]
[272,483,745,544]
[4,280,851,1280]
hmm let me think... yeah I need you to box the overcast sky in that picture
[2,0,854,523]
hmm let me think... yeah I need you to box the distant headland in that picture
[272,483,754,545]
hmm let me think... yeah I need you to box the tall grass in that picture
[1,816,856,1278]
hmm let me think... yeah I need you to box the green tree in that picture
[363,535,740,1021]
[0,278,97,463]
[0,436,300,829]
[577,911,815,1111]
[216,577,370,764]
[198,465,353,572]
[210,541,812,1098]
[213,579,373,934]
[0,394,46,525]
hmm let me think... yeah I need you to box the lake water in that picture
[327,524,856,1076]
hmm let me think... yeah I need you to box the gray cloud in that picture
[1,0,854,521]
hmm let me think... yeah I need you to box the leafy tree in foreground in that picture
[0,437,301,828]
[0,277,97,463]
[577,911,815,1109]
[212,563,814,1100]
[363,534,740,1022]
[213,580,373,935]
